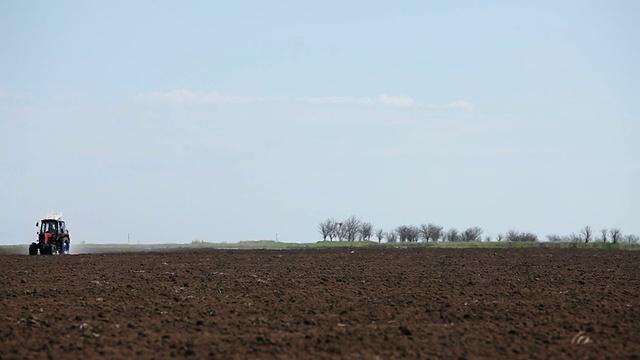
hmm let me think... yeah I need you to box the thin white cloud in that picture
[304,96,376,105]
[377,95,416,107]
[138,90,253,104]
[257,95,290,102]
[137,90,417,107]
[445,100,474,111]
[425,100,475,111]
[302,95,416,107]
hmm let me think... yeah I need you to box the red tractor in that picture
[29,213,71,255]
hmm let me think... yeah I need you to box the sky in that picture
[1,1,638,244]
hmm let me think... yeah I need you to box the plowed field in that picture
[1,248,639,359]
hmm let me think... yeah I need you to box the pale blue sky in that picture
[1,1,638,244]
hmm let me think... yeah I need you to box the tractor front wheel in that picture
[29,243,38,255]
[40,245,51,255]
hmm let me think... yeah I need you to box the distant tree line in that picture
[318,216,494,243]
[547,226,639,244]
[318,216,374,242]
[318,216,639,244]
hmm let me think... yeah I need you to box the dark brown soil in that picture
[1,248,639,359]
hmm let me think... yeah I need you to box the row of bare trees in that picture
[318,216,490,243]
[547,226,639,244]
[318,216,374,242]
[318,217,639,244]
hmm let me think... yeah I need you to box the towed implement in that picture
[29,212,70,255]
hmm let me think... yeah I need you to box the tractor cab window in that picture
[43,222,58,233]
[60,222,66,233]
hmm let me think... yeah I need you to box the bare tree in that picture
[427,224,444,242]
[516,232,538,242]
[568,233,582,243]
[547,234,564,242]
[496,233,504,242]
[318,221,328,241]
[625,234,639,244]
[342,215,362,242]
[318,218,337,241]
[420,224,430,242]
[599,228,608,243]
[334,222,344,241]
[396,225,409,242]
[444,228,460,242]
[507,230,538,242]
[581,226,593,243]
[394,225,420,242]
[419,223,443,242]
[375,229,384,243]
[359,222,373,241]
[407,225,420,242]
[505,230,519,242]
[327,221,339,241]
[385,231,398,243]
[461,227,483,242]
[610,228,621,244]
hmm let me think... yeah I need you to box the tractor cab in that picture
[38,219,67,236]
